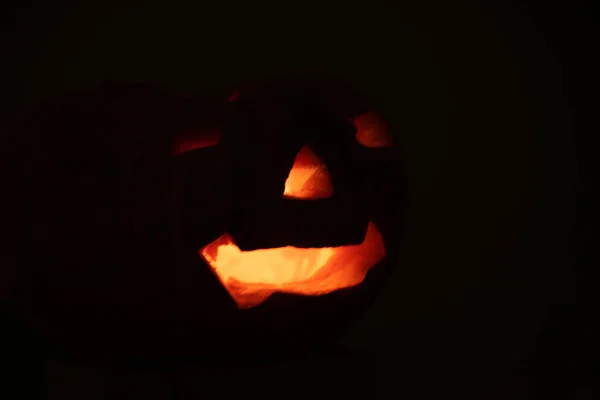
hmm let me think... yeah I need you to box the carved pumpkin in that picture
[1,79,405,362]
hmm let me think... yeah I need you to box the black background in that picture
[1,1,588,398]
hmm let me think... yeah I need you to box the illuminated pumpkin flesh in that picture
[173,129,222,155]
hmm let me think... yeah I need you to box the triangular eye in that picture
[283,145,334,199]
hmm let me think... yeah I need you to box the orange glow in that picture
[173,129,222,154]
[228,91,239,102]
[283,145,333,199]
[353,112,392,148]
[198,145,384,308]
[200,221,385,308]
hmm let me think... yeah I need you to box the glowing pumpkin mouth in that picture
[198,145,386,309]
[200,222,385,308]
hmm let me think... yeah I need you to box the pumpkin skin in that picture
[1,79,406,363]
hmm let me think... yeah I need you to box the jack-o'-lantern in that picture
[1,79,405,362]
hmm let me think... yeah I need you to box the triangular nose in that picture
[283,144,334,200]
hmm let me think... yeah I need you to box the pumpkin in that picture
[1,79,405,362]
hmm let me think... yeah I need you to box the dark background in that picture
[1,1,587,398]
